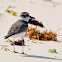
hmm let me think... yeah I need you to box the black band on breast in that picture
[23,20,28,24]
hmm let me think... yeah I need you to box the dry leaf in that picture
[4,45,8,47]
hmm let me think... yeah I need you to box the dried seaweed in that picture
[0,45,10,51]
[6,39,12,42]
[48,49,58,54]
[25,26,57,41]
[6,9,18,16]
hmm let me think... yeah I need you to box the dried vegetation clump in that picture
[25,26,57,41]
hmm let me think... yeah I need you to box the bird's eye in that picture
[26,14,29,16]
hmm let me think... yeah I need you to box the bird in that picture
[4,12,44,54]
[4,12,31,39]
[4,12,34,54]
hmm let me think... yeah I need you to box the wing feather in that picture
[4,20,28,39]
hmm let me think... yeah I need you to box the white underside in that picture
[8,17,30,41]
[9,32,26,41]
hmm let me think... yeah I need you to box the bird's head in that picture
[19,12,35,22]
[19,12,44,27]
[20,12,30,18]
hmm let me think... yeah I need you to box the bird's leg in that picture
[13,39,16,53]
[21,40,24,54]
[12,39,18,53]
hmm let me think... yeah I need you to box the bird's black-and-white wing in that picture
[4,20,28,39]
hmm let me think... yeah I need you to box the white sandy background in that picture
[0,0,62,62]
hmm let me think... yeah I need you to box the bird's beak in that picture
[30,16,35,19]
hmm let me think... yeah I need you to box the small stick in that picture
[13,39,15,52]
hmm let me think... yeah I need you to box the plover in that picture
[4,12,34,54]
[4,12,44,54]
[4,12,32,39]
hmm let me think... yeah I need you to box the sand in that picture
[0,0,62,62]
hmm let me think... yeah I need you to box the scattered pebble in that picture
[8,5,16,8]
[27,40,29,42]
[54,56,57,57]
[28,48,30,50]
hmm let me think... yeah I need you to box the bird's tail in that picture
[4,33,15,39]
[4,35,10,39]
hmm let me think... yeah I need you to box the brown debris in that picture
[0,45,10,51]
[25,26,57,41]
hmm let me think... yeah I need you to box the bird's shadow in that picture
[22,54,62,60]
[57,40,62,42]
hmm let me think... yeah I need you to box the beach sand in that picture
[0,0,62,62]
